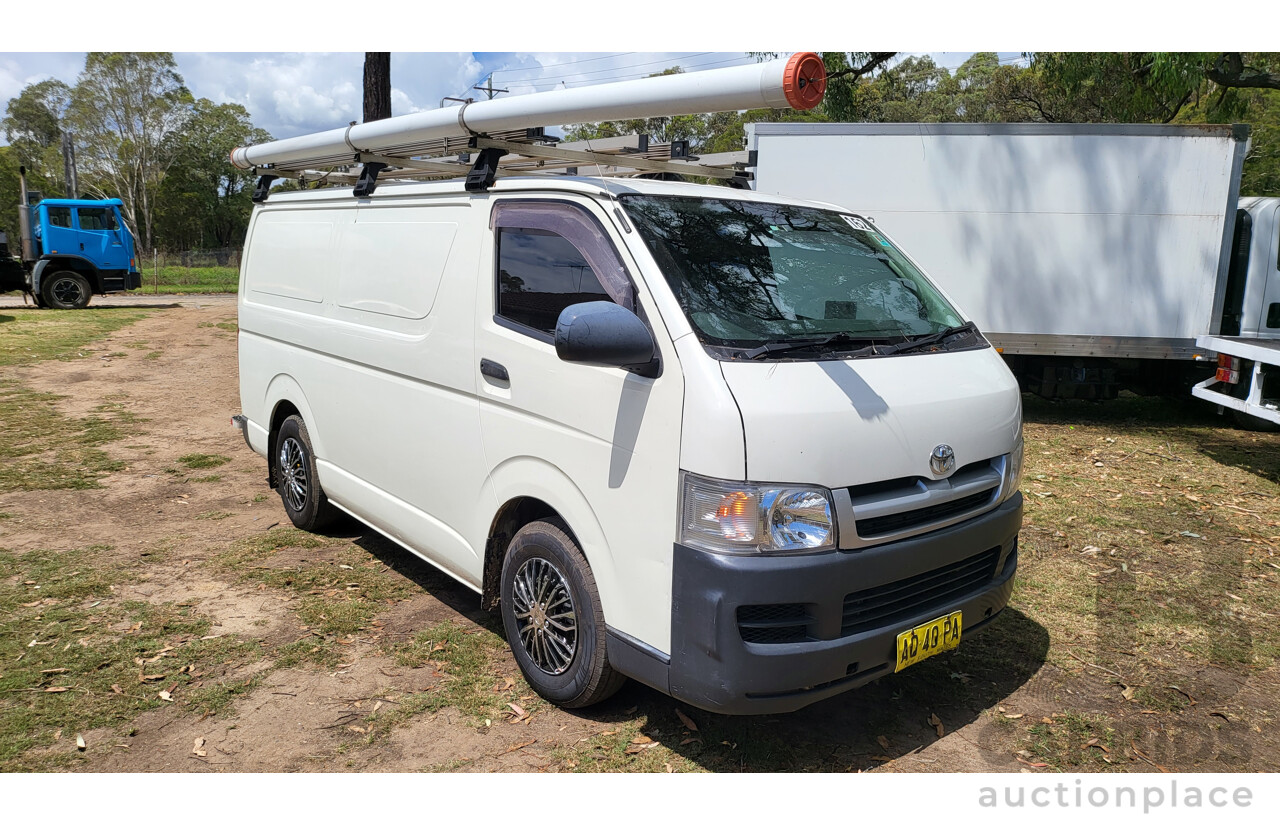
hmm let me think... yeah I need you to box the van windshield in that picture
[620,194,976,358]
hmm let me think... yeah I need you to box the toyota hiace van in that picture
[233,176,1023,713]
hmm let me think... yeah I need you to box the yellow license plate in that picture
[894,611,962,672]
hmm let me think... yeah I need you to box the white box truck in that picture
[748,123,1280,427]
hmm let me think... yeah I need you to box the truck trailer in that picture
[746,122,1280,428]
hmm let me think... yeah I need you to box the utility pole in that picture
[473,74,508,100]
[62,131,78,199]
[363,52,392,122]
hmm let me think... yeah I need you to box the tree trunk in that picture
[363,53,392,122]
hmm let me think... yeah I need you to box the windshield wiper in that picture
[741,331,888,360]
[875,321,980,356]
[741,332,851,360]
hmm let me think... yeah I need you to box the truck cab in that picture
[1194,196,1280,427]
[16,196,141,309]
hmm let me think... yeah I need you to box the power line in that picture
[501,54,755,91]
[496,52,716,84]
[490,51,637,78]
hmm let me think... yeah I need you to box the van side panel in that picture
[239,198,492,587]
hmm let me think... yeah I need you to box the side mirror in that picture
[555,301,657,375]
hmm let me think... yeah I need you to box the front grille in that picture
[738,603,810,644]
[857,490,995,537]
[840,547,1001,636]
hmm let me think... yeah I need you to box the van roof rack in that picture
[234,53,826,201]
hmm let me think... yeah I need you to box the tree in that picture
[154,99,270,252]
[2,79,73,197]
[364,52,391,122]
[66,52,193,254]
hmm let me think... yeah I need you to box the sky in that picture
[0,51,1023,144]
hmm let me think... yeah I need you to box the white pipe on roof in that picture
[231,53,826,170]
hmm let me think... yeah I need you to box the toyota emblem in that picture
[930,444,956,475]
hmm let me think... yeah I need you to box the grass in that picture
[0,384,138,492]
[1022,712,1121,771]
[0,307,150,493]
[0,308,150,368]
[142,265,238,294]
[177,453,230,470]
[0,545,261,769]
[371,620,518,731]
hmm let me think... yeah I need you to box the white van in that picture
[233,176,1024,714]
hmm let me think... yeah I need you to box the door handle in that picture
[79,242,84,251]
[480,359,509,382]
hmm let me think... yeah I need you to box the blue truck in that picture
[1,166,141,308]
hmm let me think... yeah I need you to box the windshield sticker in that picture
[842,215,874,232]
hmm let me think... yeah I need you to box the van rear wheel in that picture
[275,414,340,532]
[500,520,626,708]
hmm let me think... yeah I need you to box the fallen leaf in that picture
[192,737,207,757]
[110,684,123,695]
[1121,686,1137,701]
[675,707,698,732]
[347,726,366,734]
[1003,713,1025,719]
[76,734,86,751]
[624,706,638,715]
[44,686,70,693]
[139,674,165,682]
[928,713,944,737]
[631,735,653,745]
[40,668,69,674]
[1015,755,1049,768]
[680,737,700,745]
[665,762,674,773]
[506,702,528,722]
[877,735,890,749]
[624,741,660,755]
[53,729,62,741]
[339,564,354,570]
[158,690,173,702]
[432,642,447,652]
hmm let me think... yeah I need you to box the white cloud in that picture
[1,51,757,145]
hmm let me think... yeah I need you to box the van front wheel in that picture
[500,520,626,708]
[275,414,340,532]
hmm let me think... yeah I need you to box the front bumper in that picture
[616,493,1022,715]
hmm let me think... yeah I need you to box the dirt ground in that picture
[1,294,1278,773]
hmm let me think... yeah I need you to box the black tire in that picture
[500,519,626,708]
[1232,408,1280,433]
[41,271,92,309]
[274,414,341,532]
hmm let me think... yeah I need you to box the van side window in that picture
[492,200,634,338]
[77,207,118,232]
[46,206,72,228]
[497,228,613,335]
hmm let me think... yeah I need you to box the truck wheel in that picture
[41,271,92,309]
[275,414,341,532]
[500,520,626,708]
[1231,408,1280,433]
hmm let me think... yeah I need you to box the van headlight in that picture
[679,473,836,554]
[1000,429,1024,503]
